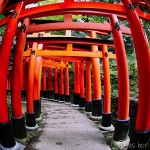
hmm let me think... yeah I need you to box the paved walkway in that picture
[32,100,111,150]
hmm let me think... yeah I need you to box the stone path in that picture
[32,100,111,150]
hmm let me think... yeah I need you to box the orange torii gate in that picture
[24,31,116,114]
[0,0,149,149]
[41,60,72,102]
[24,46,73,116]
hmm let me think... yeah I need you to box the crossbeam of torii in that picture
[3,1,150,21]
[24,36,116,59]
[25,57,72,68]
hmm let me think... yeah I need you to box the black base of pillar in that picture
[40,90,43,98]
[39,100,41,114]
[65,95,70,103]
[21,89,26,102]
[47,89,54,99]
[54,93,59,100]
[0,121,16,148]
[26,112,36,127]
[34,100,40,118]
[85,101,92,112]
[59,94,65,102]
[92,99,103,117]
[79,97,85,108]
[43,91,47,99]
[7,90,11,94]
[11,116,27,139]
[73,93,80,105]
[113,119,130,141]
[102,113,112,127]
[128,129,150,150]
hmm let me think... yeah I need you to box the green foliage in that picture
[0,15,6,36]
[36,15,64,21]
[72,15,82,21]
[38,0,63,5]
[51,30,66,35]
[0,26,5,36]
[142,20,150,44]
[0,14,4,20]
[36,0,146,100]
[0,0,148,100]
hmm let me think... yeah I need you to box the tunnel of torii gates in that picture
[0,0,150,149]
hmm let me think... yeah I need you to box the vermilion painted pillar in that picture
[90,31,103,120]
[110,14,130,142]
[0,0,8,13]
[121,0,150,149]
[54,67,59,101]
[79,61,85,109]
[26,42,38,130]
[47,67,54,100]
[21,61,27,102]
[42,66,47,99]
[99,44,114,131]
[0,2,23,149]
[33,57,42,119]
[59,62,65,102]
[102,45,111,115]
[85,60,92,113]
[64,14,72,36]
[37,43,43,102]
[73,62,80,106]
[37,57,42,114]
[65,62,70,104]
[11,18,30,139]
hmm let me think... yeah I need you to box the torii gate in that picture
[0,0,149,150]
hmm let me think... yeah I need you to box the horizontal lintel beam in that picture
[23,50,116,59]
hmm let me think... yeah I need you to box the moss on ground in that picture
[7,92,46,149]
[7,93,150,149]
